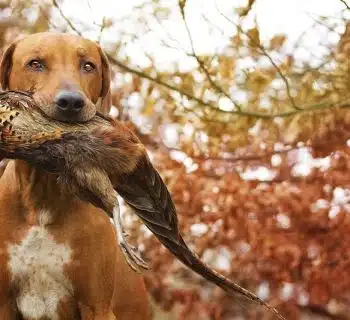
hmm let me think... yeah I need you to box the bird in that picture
[0,90,285,320]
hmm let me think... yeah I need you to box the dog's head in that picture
[0,32,111,123]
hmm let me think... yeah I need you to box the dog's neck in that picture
[7,160,77,224]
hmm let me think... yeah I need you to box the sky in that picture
[59,0,347,70]
[61,0,346,40]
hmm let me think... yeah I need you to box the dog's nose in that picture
[55,90,85,115]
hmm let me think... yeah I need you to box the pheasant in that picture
[0,90,285,320]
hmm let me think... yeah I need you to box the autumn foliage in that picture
[1,1,350,319]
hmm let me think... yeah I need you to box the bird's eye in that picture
[82,62,96,73]
[28,60,44,71]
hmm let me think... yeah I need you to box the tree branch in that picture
[339,0,350,10]
[108,52,350,119]
[97,17,107,44]
[52,0,83,36]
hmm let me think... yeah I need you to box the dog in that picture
[0,32,152,320]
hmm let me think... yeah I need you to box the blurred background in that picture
[1,0,350,319]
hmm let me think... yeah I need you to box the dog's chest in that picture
[7,210,73,320]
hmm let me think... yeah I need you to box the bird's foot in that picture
[112,194,149,273]
[119,239,149,273]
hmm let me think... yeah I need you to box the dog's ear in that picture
[0,42,17,90]
[97,45,111,114]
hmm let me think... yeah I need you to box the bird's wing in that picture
[116,155,181,240]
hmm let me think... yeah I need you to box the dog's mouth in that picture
[51,103,96,123]
[34,99,96,124]
[17,91,97,123]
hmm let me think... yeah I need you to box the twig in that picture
[85,0,93,13]
[52,0,83,36]
[202,14,226,36]
[339,0,350,10]
[290,20,319,53]
[154,14,188,53]
[37,4,61,30]
[97,17,107,44]
[307,13,343,35]
[214,2,301,111]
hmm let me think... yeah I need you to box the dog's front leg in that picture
[63,203,119,320]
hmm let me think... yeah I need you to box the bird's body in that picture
[0,90,285,320]
[0,91,144,212]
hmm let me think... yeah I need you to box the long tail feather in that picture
[116,156,286,320]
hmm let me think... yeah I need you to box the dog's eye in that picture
[28,60,44,71]
[82,62,96,73]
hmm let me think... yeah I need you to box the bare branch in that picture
[154,14,188,53]
[110,54,350,120]
[97,17,107,44]
[339,0,350,10]
[106,53,216,110]
[307,13,343,35]
[52,0,83,36]
[37,4,61,30]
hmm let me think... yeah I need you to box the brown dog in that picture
[0,33,152,320]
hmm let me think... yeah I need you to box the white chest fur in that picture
[7,210,73,320]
